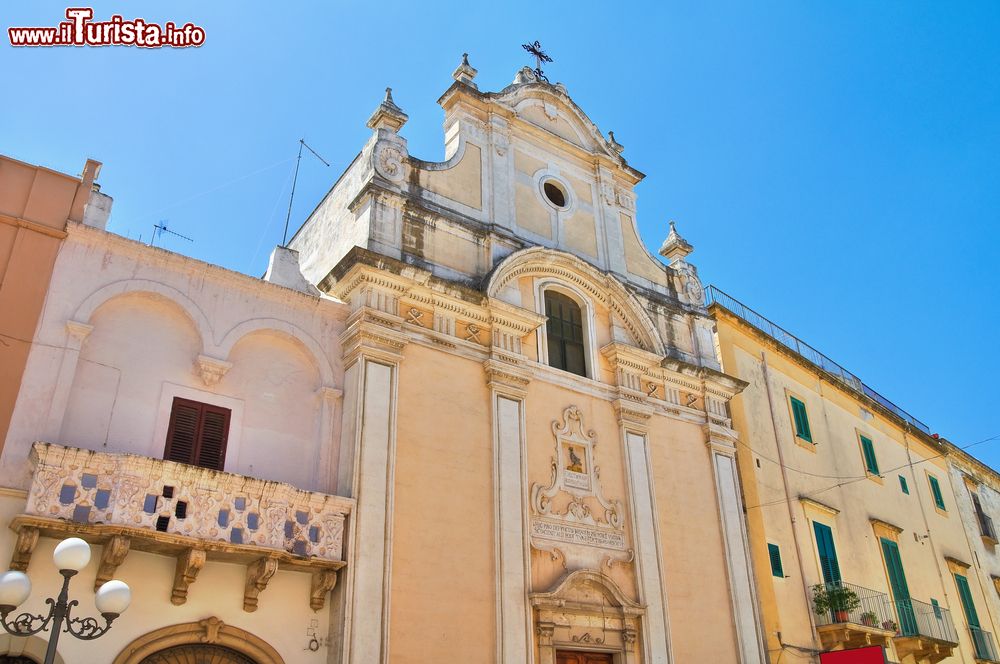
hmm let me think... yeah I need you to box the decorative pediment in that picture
[486,247,665,355]
[494,83,630,164]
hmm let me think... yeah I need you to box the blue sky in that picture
[4,2,999,466]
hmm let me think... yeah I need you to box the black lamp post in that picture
[0,537,131,664]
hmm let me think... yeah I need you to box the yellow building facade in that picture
[711,288,1000,664]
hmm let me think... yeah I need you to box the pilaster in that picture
[484,353,533,664]
[336,312,406,664]
[705,425,765,664]
[604,343,672,664]
[48,320,93,441]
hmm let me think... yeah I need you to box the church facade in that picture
[285,59,765,664]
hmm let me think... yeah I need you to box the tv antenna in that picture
[149,220,194,247]
[282,138,330,246]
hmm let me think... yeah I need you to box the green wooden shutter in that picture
[813,522,841,584]
[860,435,879,475]
[929,475,946,510]
[899,475,909,494]
[881,538,916,635]
[790,397,812,442]
[768,543,784,578]
[955,573,981,628]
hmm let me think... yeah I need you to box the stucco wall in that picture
[717,312,991,663]
[2,224,347,494]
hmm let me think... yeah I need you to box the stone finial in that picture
[658,220,694,263]
[607,131,624,155]
[514,66,539,85]
[366,87,408,132]
[452,53,478,88]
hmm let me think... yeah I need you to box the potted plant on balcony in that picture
[859,611,878,628]
[812,583,861,623]
[881,619,898,633]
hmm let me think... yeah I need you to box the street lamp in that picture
[0,537,131,664]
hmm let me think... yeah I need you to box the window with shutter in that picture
[928,475,946,511]
[789,396,812,442]
[955,573,981,628]
[812,522,841,585]
[768,543,784,578]
[544,291,587,378]
[164,397,231,471]
[860,435,879,475]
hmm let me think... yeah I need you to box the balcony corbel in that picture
[94,534,130,591]
[171,548,206,605]
[9,525,38,572]
[310,569,339,610]
[244,557,279,612]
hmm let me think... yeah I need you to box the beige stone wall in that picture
[389,344,496,663]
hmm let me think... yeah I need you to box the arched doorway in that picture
[113,618,283,664]
[140,644,256,664]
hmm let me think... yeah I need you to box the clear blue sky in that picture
[4,2,999,467]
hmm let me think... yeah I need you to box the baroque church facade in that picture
[285,59,764,663]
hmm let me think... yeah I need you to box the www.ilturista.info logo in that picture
[8,8,205,48]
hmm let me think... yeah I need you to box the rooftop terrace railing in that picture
[706,286,931,435]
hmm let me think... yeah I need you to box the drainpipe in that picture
[759,352,821,656]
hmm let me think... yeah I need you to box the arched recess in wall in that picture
[0,634,65,664]
[485,246,665,356]
[111,617,284,664]
[72,279,213,354]
[216,318,335,387]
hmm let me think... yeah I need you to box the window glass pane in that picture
[544,291,586,378]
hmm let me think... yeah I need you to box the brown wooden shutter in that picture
[197,405,230,470]
[163,398,231,470]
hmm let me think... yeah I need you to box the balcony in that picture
[812,581,898,651]
[971,626,1000,663]
[892,598,959,664]
[10,442,353,612]
[978,511,998,546]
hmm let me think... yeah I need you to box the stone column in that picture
[484,358,533,664]
[706,426,765,664]
[332,312,406,664]
[616,399,673,664]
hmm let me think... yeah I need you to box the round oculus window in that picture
[542,180,567,208]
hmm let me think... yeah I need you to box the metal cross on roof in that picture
[522,40,553,82]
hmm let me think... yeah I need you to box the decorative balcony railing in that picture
[893,597,959,644]
[812,581,897,631]
[971,626,1000,662]
[26,442,349,562]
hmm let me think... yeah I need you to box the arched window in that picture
[544,291,586,377]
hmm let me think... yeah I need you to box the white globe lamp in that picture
[0,571,31,609]
[52,538,91,572]
[95,580,131,616]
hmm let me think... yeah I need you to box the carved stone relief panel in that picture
[530,407,632,570]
